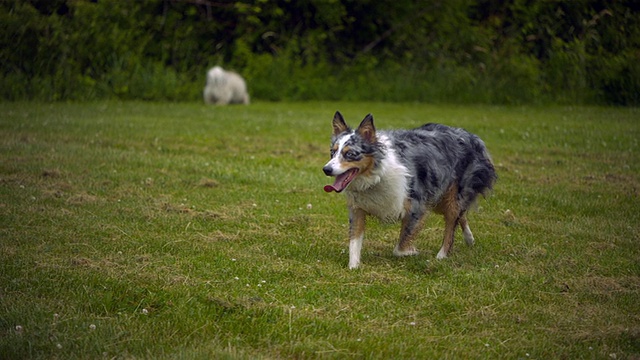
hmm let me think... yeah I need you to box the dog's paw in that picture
[393,246,419,257]
[348,262,360,269]
[463,230,475,246]
[436,248,448,259]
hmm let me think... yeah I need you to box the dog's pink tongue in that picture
[324,184,337,193]
[323,172,351,193]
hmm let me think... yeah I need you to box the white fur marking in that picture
[345,135,409,222]
[349,235,363,269]
[324,135,352,175]
[463,223,475,246]
[436,247,448,259]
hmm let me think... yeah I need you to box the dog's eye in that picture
[330,149,336,158]
[344,150,359,160]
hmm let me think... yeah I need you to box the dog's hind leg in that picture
[459,213,475,246]
[348,208,366,269]
[436,185,460,259]
[394,199,425,257]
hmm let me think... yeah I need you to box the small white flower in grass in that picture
[15,325,23,333]
[231,258,236,262]
[141,308,149,315]
[261,280,266,283]
[290,305,296,309]
[234,277,239,280]
[306,203,312,210]
[56,343,62,349]
[357,338,362,342]
[409,322,416,326]
[485,343,490,347]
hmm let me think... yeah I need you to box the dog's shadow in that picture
[364,250,433,275]
[366,245,478,276]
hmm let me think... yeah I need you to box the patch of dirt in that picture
[66,192,99,205]
[198,178,219,188]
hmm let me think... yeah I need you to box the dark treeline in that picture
[1,0,639,105]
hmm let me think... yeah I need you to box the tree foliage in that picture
[1,0,639,104]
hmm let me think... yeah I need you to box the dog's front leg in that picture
[348,207,366,269]
[394,199,425,257]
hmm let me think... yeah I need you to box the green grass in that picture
[1,101,638,359]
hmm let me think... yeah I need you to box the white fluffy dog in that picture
[203,66,250,105]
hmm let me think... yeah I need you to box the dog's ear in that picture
[332,111,349,136]
[357,114,376,143]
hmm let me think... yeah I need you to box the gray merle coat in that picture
[323,112,497,269]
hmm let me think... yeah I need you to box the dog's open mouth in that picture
[324,168,359,193]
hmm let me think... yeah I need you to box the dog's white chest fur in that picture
[345,140,408,222]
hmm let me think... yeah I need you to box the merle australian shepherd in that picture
[323,111,497,269]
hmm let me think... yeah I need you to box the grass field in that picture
[1,101,638,359]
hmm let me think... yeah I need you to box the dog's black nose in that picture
[323,166,333,176]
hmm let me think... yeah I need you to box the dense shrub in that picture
[1,0,638,105]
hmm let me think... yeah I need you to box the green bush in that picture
[591,51,640,106]
[1,0,638,105]
[544,39,592,104]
